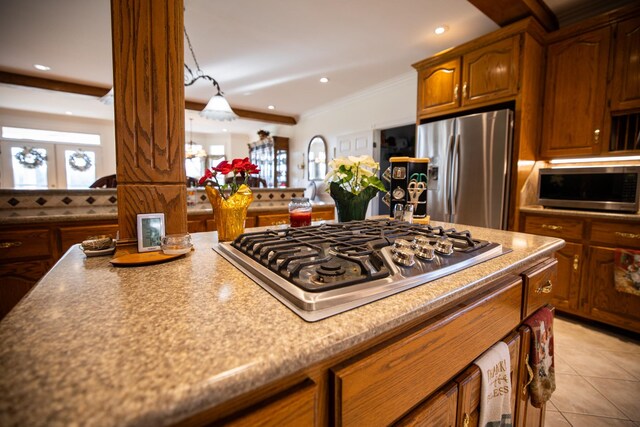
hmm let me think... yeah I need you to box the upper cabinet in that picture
[417,58,461,116]
[463,36,520,106]
[540,27,611,158]
[415,36,520,118]
[540,7,640,159]
[610,16,640,112]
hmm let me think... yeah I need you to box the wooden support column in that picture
[111,0,187,244]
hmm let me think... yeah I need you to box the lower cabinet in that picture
[0,260,52,319]
[586,245,640,331]
[520,211,640,333]
[394,381,458,427]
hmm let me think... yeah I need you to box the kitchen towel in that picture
[523,306,556,408]
[474,341,513,427]
[613,248,640,296]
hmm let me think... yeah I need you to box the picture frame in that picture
[136,213,165,252]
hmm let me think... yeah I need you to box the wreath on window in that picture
[14,147,47,169]
[68,151,92,172]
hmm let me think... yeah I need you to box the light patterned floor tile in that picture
[562,413,635,427]
[550,373,626,418]
[585,377,640,421]
[598,350,640,380]
[553,353,578,375]
[545,411,571,427]
[558,347,634,380]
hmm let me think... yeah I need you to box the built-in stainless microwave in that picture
[537,166,640,212]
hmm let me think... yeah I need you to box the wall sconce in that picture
[298,153,305,170]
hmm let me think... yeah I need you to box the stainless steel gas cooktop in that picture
[215,219,509,322]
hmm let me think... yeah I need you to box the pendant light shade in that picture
[200,93,239,121]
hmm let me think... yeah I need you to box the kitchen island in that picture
[0,221,563,426]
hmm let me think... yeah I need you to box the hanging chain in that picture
[183,22,221,93]
[184,26,201,73]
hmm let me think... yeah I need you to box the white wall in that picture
[290,72,417,199]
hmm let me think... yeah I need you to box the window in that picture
[1,126,103,189]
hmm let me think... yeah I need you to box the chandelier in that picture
[101,18,238,122]
[185,118,208,159]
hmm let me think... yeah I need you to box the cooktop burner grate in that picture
[215,219,509,321]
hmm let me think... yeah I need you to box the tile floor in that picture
[545,316,640,427]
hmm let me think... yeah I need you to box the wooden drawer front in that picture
[225,380,316,426]
[522,258,557,319]
[187,220,206,233]
[311,210,334,222]
[523,215,583,240]
[0,229,52,261]
[332,278,522,427]
[394,381,458,427]
[257,213,290,227]
[590,220,640,248]
[59,224,119,254]
[455,332,520,427]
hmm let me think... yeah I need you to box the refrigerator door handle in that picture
[451,134,461,219]
[445,134,455,217]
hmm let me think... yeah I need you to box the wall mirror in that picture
[307,135,327,181]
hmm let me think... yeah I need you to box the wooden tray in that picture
[109,251,185,266]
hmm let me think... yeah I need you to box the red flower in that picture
[214,160,233,175]
[198,168,215,186]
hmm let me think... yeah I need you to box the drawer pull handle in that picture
[454,84,459,101]
[615,231,640,239]
[541,224,563,231]
[463,413,470,427]
[0,241,23,249]
[462,82,468,99]
[573,254,579,272]
[536,280,553,294]
[523,354,534,396]
[593,129,600,144]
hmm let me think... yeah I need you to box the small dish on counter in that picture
[81,244,116,257]
[161,233,193,255]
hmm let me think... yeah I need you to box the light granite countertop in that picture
[520,205,640,221]
[0,220,564,426]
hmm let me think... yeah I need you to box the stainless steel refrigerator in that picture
[416,109,513,230]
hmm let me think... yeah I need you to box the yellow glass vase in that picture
[205,184,253,242]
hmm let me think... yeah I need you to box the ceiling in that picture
[0,0,626,135]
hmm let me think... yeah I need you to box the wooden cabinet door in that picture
[462,36,520,107]
[516,326,545,427]
[0,260,51,320]
[584,245,640,333]
[552,242,583,312]
[454,332,520,427]
[417,58,461,116]
[611,17,640,111]
[394,382,458,427]
[541,27,611,158]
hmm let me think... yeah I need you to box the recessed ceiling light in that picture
[267,105,275,110]
[222,128,228,132]
[65,111,73,115]
[33,64,51,71]
[434,25,449,35]
[319,77,329,83]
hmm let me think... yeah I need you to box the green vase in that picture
[330,182,380,222]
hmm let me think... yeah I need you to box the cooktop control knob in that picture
[434,237,454,255]
[415,244,435,261]
[392,248,415,267]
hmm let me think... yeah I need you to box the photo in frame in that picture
[136,213,165,252]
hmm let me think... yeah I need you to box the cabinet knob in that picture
[462,82,468,99]
[0,241,23,249]
[615,231,640,239]
[454,84,459,101]
[463,413,470,427]
[593,129,600,144]
[541,224,563,231]
[573,254,579,272]
[536,280,553,294]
